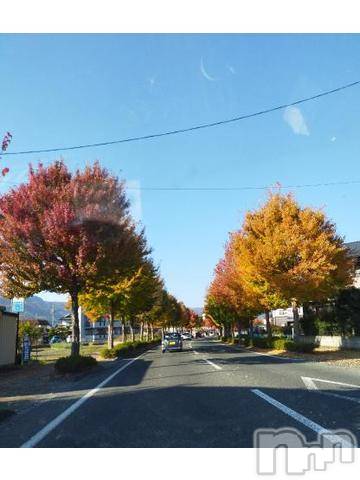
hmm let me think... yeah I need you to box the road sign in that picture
[12,297,25,313]
[22,335,31,363]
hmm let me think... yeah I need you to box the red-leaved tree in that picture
[0,160,148,355]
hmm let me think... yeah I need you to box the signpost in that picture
[22,334,31,364]
[12,297,25,314]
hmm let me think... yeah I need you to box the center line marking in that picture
[252,388,354,447]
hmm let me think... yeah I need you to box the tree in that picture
[48,324,71,341]
[122,260,162,342]
[207,237,261,338]
[334,287,360,335]
[0,131,12,176]
[0,161,147,356]
[232,192,353,337]
[79,259,160,347]
[18,320,42,346]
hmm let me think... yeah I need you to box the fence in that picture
[296,335,360,350]
[0,310,19,366]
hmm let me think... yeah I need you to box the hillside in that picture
[0,295,67,322]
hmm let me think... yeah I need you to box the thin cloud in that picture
[283,106,310,136]
[227,65,236,75]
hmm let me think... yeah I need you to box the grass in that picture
[33,343,103,364]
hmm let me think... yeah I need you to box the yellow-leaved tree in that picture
[232,192,354,337]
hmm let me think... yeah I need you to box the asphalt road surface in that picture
[1,338,360,447]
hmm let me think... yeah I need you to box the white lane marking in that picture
[204,358,222,370]
[237,346,302,362]
[192,350,222,370]
[21,352,147,448]
[252,389,353,447]
[301,376,318,390]
[301,376,360,404]
[301,377,360,389]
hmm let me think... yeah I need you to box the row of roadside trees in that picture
[0,160,195,356]
[205,192,354,339]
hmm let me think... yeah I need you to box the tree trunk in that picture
[249,317,254,339]
[108,302,115,349]
[140,322,144,341]
[150,324,154,340]
[121,320,125,343]
[237,320,242,343]
[71,292,80,356]
[292,299,301,337]
[265,310,272,339]
[129,322,135,342]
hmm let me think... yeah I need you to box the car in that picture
[49,335,62,344]
[181,332,192,341]
[162,332,183,352]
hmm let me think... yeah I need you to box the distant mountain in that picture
[0,295,67,322]
[192,307,203,316]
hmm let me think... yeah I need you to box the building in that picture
[268,241,359,329]
[58,310,123,343]
[271,307,303,327]
[345,241,360,288]
[0,307,19,367]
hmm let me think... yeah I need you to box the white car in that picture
[181,332,192,341]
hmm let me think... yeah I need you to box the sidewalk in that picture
[228,342,360,368]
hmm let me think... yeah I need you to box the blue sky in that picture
[1,34,360,307]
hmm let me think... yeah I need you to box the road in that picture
[1,338,360,447]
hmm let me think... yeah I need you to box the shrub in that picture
[100,348,117,359]
[55,355,97,374]
[100,339,160,360]
[285,341,315,353]
[271,338,288,350]
[243,337,253,347]
[252,337,270,349]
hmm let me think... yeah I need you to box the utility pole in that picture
[51,304,55,327]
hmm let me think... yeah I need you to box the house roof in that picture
[345,241,360,257]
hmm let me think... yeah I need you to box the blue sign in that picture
[22,336,31,363]
[12,297,24,313]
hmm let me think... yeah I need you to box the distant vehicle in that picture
[195,332,202,338]
[49,335,62,344]
[162,332,183,352]
[181,332,192,341]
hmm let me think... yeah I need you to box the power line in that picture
[3,79,360,157]
[125,179,360,191]
[1,179,360,191]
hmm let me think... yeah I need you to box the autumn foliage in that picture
[0,161,148,355]
[206,192,353,338]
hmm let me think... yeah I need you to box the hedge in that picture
[55,355,97,374]
[240,336,316,353]
[100,339,160,360]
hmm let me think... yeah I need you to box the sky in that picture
[1,33,360,307]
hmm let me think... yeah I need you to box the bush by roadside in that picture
[100,339,160,360]
[241,336,315,353]
[54,355,98,374]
